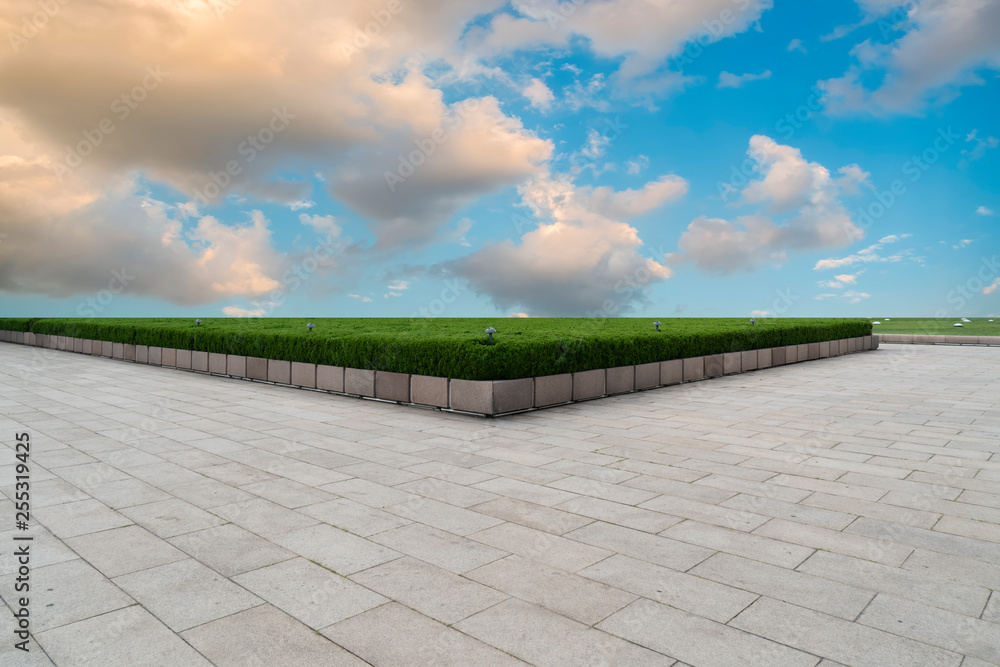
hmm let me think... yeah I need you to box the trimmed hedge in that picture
[12,318,871,381]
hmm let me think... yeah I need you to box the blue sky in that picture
[0,0,997,319]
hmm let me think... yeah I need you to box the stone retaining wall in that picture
[879,334,1000,345]
[0,330,880,417]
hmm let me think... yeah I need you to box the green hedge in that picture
[0,318,39,332]
[12,318,871,381]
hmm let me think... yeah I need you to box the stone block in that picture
[797,344,809,361]
[925,335,947,344]
[113,342,125,359]
[785,345,799,364]
[376,371,410,402]
[807,343,820,360]
[246,357,267,381]
[192,351,209,372]
[872,335,880,349]
[704,354,724,378]
[945,335,969,344]
[863,335,873,350]
[847,338,857,353]
[209,353,227,375]
[82,339,92,355]
[572,369,605,401]
[317,365,345,392]
[493,378,533,414]
[606,366,635,395]
[102,341,113,357]
[148,347,162,365]
[757,348,772,369]
[411,375,449,408]
[124,344,136,362]
[449,379,492,414]
[771,346,786,366]
[227,355,247,378]
[634,363,660,390]
[345,368,375,397]
[741,350,758,371]
[162,348,177,367]
[292,362,317,389]
[683,357,705,381]
[267,359,291,384]
[74,338,84,353]
[819,341,830,358]
[723,352,741,375]
[979,336,1000,346]
[660,359,683,385]
[136,345,148,364]
[176,349,193,370]
[534,374,572,407]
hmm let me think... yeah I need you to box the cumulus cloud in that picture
[332,95,552,247]
[522,78,555,110]
[717,70,772,89]
[673,136,866,274]
[820,0,1000,115]
[985,278,1000,295]
[446,172,685,315]
[223,306,268,318]
[470,0,772,96]
[0,0,564,301]
[977,206,995,216]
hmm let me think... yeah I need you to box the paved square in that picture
[1,342,998,665]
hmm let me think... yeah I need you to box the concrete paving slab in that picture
[2,341,998,665]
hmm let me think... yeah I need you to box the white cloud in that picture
[522,78,555,110]
[347,294,372,302]
[820,0,1000,115]
[448,172,682,315]
[977,206,995,216]
[751,310,771,317]
[960,129,999,166]
[953,239,973,249]
[626,155,650,175]
[814,234,913,270]
[674,136,866,273]
[985,278,1000,295]
[387,280,410,291]
[717,70,772,89]
[815,291,871,303]
[787,38,807,54]
[0,0,569,299]
[222,306,267,317]
[471,0,772,98]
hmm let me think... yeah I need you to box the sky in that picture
[0,0,998,320]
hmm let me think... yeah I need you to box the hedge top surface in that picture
[3,317,871,381]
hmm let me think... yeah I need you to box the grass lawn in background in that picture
[0,317,871,381]
[868,317,998,336]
